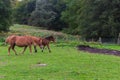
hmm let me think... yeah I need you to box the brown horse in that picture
[41,35,55,52]
[5,35,33,55]
[30,36,42,53]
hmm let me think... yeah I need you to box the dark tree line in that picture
[0,0,120,41]
[14,0,66,31]
[62,0,120,40]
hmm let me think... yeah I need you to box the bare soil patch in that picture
[77,45,120,56]
[0,75,5,78]
[30,62,47,69]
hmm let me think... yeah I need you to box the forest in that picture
[0,0,120,41]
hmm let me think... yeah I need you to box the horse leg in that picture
[39,44,43,49]
[21,46,27,54]
[47,44,51,53]
[29,45,32,54]
[41,46,45,52]
[8,45,12,56]
[11,45,17,55]
[34,46,37,53]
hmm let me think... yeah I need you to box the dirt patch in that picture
[35,63,47,67]
[0,75,5,78]
[77,45,120,56]
[0,62,7,66]
[30,62,47,68]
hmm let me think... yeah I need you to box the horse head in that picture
[45,35,55,43]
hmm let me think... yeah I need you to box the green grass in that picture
[0,43,120,80]
[9,24,66,37]
[0,24,120,80]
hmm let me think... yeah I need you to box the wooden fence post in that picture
[98,37,102,44]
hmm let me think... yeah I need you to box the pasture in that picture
[0,25,120,80]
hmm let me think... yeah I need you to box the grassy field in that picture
[0,25,120,80]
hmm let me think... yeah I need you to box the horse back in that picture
[15,36,33,47]
[42,38,49,46]
[30,36,42,46]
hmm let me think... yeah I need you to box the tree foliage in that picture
[14,0,66,31]
[61,0,82,34]
[0,0,12,31]
[29,0,56,27]
[14,0,36,24]
[29,0,66,31]
[11,0,19,8]
[62,0,120,40]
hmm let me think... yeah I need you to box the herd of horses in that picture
[5,35,55,55]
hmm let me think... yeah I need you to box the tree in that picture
[14,0,36,24]
[47,0,67,31]
[29,0,67,31]
[11,0,19,8]
[61,0,82,34]
[13,0,66,31]
[29,0,57,28]
[79,0,120,39]
[0,0,12,31]
[62,0,120,40]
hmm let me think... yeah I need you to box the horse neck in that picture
[45,37,51,42]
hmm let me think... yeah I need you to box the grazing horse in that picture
[41,35,55,52]
[5,35,33,55]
